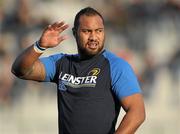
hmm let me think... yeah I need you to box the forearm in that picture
[115,110,145,134]
[11,44,42,77]
[12,21,68,80]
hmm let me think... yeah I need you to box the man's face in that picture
[76,15,105,58]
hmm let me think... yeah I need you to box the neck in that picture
[78,49,104,61]
[79,53,95,61]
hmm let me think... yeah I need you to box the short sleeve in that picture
[111,61,141,99]
[40,54,64,82]
[103,50,141,100]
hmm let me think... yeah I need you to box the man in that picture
[12,7,145,134]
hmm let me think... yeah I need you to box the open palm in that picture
[39,21,69,48]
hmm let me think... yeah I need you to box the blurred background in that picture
[0,0,180,134]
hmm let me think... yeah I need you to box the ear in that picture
[72,28,76,37]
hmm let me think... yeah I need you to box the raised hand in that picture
[39,21,69,48]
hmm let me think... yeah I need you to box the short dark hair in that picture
[72,7,104,34]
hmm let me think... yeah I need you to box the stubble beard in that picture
[77,41,104,59]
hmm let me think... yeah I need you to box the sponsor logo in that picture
[58,81,67,91]
[58,68,100,90]
[88,68,100,76]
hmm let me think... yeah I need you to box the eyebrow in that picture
[80,28,104,30]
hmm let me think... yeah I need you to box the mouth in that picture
[87,42,98,50]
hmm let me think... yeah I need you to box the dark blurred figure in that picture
[0,50,15,105]
[2,0,50,53]
[104,1,129,33]
[168,45,180,106]
[126,0,149,52]
[168,48,180,76]
[140,52,158,100]
[0,0,50,106]
[159,0,180,100]
[160,0,180,17]
[159,0,180,37]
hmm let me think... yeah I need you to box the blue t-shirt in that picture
[40,49,141,134]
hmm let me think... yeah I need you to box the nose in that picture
[88,32,97,41]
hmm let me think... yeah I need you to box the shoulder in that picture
[102,50,136,82]
[41,53,78,62]
[103,50,130,69]
[39,53,78,82]
[103,50,141,99]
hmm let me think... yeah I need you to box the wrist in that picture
[33,41,47,53]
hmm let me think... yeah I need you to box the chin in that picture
[87,48,102,55]
[78,45,104,58]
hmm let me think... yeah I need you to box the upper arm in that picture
[39,54,64,82]
[120,93,145,113]
[21,53,63,82]
[103,51,141,99]
[20,59,46,81]
[115,93,146,133]
[111,59,142,99]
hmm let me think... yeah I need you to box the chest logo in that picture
[58,68,101,90]
[88,68,101,76]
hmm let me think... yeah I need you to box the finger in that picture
[44,24,52,31]
[45,23,61,31]
[58,35,69,43]
[56,24,69,33]
[45,21,68,34]
[51,22,59,29]
[56,21,65,27]
[52,21,65,29]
